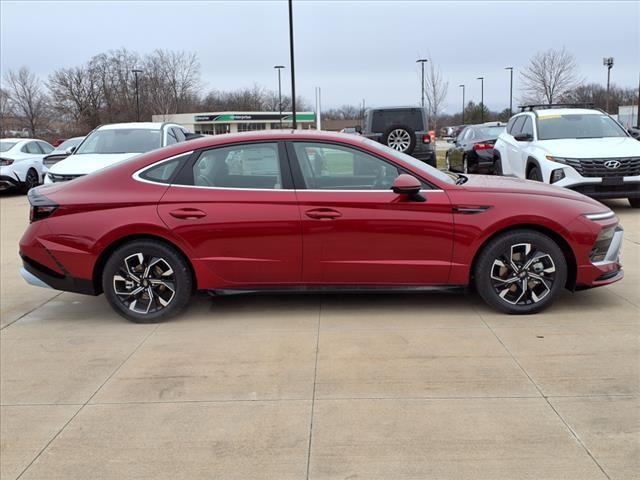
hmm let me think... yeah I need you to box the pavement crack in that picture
[0,292,63,331]
[305,298,322,480]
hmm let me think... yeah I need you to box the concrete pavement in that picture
[1,193,638,479]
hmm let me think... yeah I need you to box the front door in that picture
[288,141,454,285]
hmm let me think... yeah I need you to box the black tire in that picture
[381,124,416,154]
[21,168,39,193]
[474,230,567,315]
[527,165,542,181]
[628,197,640,208]
[102,240,193,323]
[493,156,503,176]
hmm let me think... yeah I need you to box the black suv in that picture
[359,107,436,166]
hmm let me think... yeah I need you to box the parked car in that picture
[0,138,54,193]
[445,122,506,173]
[494,105,640,207]
[339,127,360,135]
[44,122,190,184]
[21,130,623,322]
[360,106,436,167]
[42,136,85,170]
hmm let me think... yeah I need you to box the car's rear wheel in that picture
[102,240,192,323]
[527,165,542,181]
[21,168,39,193]
[474,230,567,314]
[382,125,416,154]
[628,197,640,208]
[493,156,503,175]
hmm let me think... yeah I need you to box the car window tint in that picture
[506,117,517,134]
[192,143,282,189]
[173,128,186,142]
[521,117,534,137]
[166,128,178,145]
[24,142,42,154]
[371,109,424,132]
[510,116,526,135]
[293,142,400,190]
[139,154,189,184]
[37,141,54,153]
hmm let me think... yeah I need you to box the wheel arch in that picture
[525,156,542,179]
[92,233,197,295]
[469,223,577,290]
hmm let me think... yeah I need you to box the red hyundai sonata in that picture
[19,130,623,322]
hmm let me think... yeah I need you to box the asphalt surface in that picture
[1,191,638,480]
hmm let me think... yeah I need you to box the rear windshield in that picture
[372,109,424,132]
[0,141,18,152]
[537,114,627,140]
[75,129,161,154]
[474,126,505,138]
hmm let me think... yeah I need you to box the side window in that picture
[293,142,401,190]
[165,128,178,145]
[521,117,534,138]
[173,128,186,143]
[191,143,282,189]
[510,116,526,136]
[23,142,42,154]
[139,155,187,184]
[37,142,54,154]
[506,116,517,134]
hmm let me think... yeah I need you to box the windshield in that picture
[361,137,454,185]
[75,129,161,154]
[537,114,627,140]
[0,141,18,153]
[53,137,84,153]
[475,126,505,138]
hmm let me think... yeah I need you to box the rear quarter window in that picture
[139,154,188,184]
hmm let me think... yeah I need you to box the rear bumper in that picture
[0,175,20,191]
[20,253,97,295]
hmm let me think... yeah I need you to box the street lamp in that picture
[131,69,143,122]
[477,76,484,123]
[274,65,285,128]
[288,0,297,129]
[416,58,428,109]
[459,84,465,124]
[603,57,614,113]
[505,67,513,116]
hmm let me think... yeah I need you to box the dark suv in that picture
[360,107,435,166]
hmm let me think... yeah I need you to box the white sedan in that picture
[0,138,54,193]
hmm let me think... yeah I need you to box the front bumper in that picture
[576,225,624,288]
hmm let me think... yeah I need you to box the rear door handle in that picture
[169,208,207,219]
[305,208,342,220]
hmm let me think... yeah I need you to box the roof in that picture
[97,122,167,131]
[1,138,37,143]
[534,108,602,117]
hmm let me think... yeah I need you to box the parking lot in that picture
[1,191,638,479]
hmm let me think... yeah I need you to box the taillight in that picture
[30,205,58,222]
[473,143,494,151]
[422,134,431,144]
[28,188,58,222]
[0,158,14,166]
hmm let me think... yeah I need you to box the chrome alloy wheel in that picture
[490,243,556,305]
[113,253,176,314]
[387,129,411,151]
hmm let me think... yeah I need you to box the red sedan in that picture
[19,130,623,322]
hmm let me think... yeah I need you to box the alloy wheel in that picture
[25,170,38,191]
[490,243,556,305]
[387,129,411,151]
[113,253,176,314]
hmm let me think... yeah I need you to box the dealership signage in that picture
[194,113,315,122]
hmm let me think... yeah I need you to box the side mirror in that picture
[354,126,362,134]
[514,133,533,142]
[392,174,425,202]
[65,146,76,154]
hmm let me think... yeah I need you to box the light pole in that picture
[505,67,513,116]
[288,0,297,129]
[416,58,428,109]
[131,69,143,122]
[274,65,284,128]
[603,57,614,113]
[459,84,465,124]
[477,76,484,123]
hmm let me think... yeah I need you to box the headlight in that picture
[583,211,615,221]
[545,155,567,164]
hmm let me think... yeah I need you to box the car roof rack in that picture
[518,103,595,112]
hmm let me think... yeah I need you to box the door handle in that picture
[305,208,342,220]
[169,208,207,219]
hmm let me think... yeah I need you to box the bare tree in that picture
[520,48,581,104]
[143,50,200,116]
[422,57,448,131]
[4,67,49,136]
[48,65,102,131]
[0,87,13,136]
[323,104,361,120]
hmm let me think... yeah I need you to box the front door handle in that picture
[305,208,342,220]
[169,208,207,219]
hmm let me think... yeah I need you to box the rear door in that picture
[288,140,454,285]
[158,142,302,286]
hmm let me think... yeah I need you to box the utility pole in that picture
[288,0,297,129]
[477,76,484,123]
[416,59,428,109]
[603,57,614,113]
[637,72,640,127]
[505,67,513,116]
[274,65,284,128]
[459,84,465,124]
[131,69,143,122]
[315,87,322,130]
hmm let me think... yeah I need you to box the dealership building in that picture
[151,111,316,135]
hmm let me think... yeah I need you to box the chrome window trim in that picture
[132,151,194,186]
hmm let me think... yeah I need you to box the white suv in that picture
[493,106,640,208]
[45,122,190,184]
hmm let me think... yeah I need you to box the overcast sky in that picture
[1,0,638,113]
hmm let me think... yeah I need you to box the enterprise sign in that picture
[194,113,315,122]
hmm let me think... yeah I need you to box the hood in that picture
[461,174,604,209]
[535,137,640,158]
[47,153,139,175]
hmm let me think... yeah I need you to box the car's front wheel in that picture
[474,230,567,314]
[102,240,193,323]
